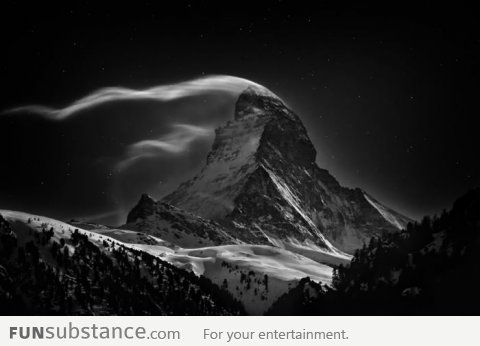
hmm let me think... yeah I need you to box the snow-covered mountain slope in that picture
[160,86,411,254]
[69,220,174,246]
[132,244,334,315]
[1,209,342,315]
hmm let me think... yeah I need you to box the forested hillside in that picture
[0,214,245,315]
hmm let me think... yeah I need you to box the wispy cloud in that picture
[2,75,268,120]
[2,74,274,172]
[116,123,212,171]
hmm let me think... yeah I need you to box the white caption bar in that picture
[1,316,479,346]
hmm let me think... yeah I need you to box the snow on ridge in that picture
[363,193,404,230]
[261,164,342,255]
[262,164,316,230]
[0,210,134,252]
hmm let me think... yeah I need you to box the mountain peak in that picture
[140,193,155,202]
[126,193,156,223]
[234,86,285,121]
[239,85,280,100]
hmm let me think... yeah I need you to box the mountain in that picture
[157,86,411,255]
[266,188,480,315]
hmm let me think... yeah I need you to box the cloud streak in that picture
[2,75,269,120]
[116,123,212,171]
[2,74,276,172]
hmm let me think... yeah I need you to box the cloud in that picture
[2,75,269,120]
[116,123,212,171]
[1,74,276,173]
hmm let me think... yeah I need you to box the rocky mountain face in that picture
[129,86,411,258]
[125,193,239,248]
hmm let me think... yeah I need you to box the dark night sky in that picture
[0,1,479,225]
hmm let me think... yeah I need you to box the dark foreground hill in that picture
[267,188,480,315]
